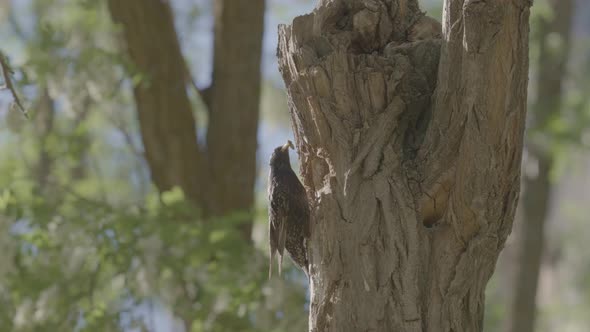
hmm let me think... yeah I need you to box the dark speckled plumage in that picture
[268,140,310,277]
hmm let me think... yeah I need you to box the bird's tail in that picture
[277,219,287,276]
[269,248,285,278]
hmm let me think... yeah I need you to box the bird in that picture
[268,140,310,278]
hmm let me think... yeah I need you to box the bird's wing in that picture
[269,182,289,276]
[289,173,311,237]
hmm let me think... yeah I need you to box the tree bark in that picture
[207,0,265,235]
[277,0,531,331]
[107,0,204,205]
[508,1,574,331]
[108,0,265,235]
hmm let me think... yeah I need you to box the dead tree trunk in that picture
[277,0,531,331]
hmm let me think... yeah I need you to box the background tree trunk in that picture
[108,0,265,327]
[207,0,265,236]
[278,0,531,331]
[107,0,265,236]
[508,1,574,331]
[107,0,204,205]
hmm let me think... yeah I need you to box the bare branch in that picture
[0,51,28,118]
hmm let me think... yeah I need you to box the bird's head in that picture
[270,140,294,171]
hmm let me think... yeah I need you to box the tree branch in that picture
[418,0,532,238]
[0,51,28,118]
[108,0,204,205]
[205,0,265,234]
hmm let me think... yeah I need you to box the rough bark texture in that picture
[108,0,265,235]
[508,1,574,331]
[277,0,531,331]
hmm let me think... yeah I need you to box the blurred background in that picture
[0,0,588,331]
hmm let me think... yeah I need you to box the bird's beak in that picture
[281,140,295,152]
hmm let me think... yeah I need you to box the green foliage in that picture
[0,179,293,331]
[527,0,590,163]
[0,116,308,331]
[483,275,507,332]
[0,1,308,331]
[484,2,590,331]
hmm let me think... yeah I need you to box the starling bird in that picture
[268,140,310,278]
